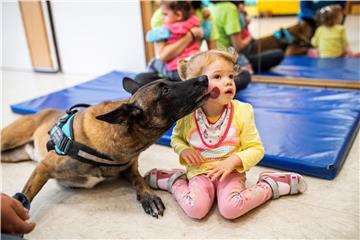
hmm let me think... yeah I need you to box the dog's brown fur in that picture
[1,76,210,217]
[251,21,316,55]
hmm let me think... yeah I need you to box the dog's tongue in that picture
[209,87,220,99]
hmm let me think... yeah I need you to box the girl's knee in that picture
[184,203,212,220]
[218,204,245,220]
[218,198,246,220]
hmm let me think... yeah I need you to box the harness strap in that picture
[67,103,91,113]
[47,104,130,167]
[273,28,295,49]
[273,28,312,49]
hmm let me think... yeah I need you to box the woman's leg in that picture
[147,58,181,81]
[246,49,284,73]
[166,70,181,81]
[171,175,215,220]
[216,172,273,220]
[147,58,165,74]
[235,70,251,92]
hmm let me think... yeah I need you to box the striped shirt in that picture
[171,99,265,179]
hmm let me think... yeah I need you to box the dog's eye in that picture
[162,87,169,95]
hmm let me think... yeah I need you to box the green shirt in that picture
[209,2,241,48]
[150,8,219,41]
[311,25,349,58]
[150,9,163,29]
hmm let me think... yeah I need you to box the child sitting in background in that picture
[235,0,253,73]
[310,4,358,58]
[145,49,307,220]
[146,1,201,81]
[149,1,219,49]
[237,0,251,40]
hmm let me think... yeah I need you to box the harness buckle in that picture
[49,125,72,155]
[58,136,71,154]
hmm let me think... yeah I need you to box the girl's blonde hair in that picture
[177,48,239,80]
[317,4,343,27]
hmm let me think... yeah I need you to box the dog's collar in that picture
[47,104,131,167]
[273,28,312,48]
[273,28,295,42]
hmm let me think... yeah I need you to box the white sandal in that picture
[258,171,307,199]
[144,168,185,191]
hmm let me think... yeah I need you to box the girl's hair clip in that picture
[319,6,332,14]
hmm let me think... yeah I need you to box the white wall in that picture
[51,1,146,74]
[2,2,32,71]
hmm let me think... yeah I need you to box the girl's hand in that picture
[344,47,353,57]
[207,154,243,182]
[180,148,205,166]
[307,48,319,58]
[190,27,204,40]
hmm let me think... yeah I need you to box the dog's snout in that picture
[194,75,208,87]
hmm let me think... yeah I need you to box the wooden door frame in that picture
[140,1,155,64]
[19,0,59,72]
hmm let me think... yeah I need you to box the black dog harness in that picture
[273,28,312,49]
[47,104,129,167]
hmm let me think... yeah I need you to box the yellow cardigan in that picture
[171,99,265,179]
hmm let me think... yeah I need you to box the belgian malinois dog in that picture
[1,75,210,218]
[252,21,316,55]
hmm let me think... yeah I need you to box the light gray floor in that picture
[1,16,360,239]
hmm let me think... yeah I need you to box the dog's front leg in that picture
[21,154,53,202]
[124,159,165,218]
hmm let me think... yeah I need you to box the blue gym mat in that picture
[11,71,135,115]
[257,56,360,81]
[11,71,360,180]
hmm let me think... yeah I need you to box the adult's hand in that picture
[190,27,204,40]
[1,193,35,235]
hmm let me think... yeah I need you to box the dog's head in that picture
[288,21,315,48]
[96,75,209,131]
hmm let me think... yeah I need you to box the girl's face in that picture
[160,5,182,24]
[202,58,236,107]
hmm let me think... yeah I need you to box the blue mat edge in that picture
[11,106,37,115]
[256,56,360,82]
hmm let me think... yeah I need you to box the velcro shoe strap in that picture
[167,171,185,192]
[148,170,159,189]
[260,176,280,199]
[290,174,298,195]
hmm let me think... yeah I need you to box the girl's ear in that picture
[177,59,188,80]
[175,10,183,21]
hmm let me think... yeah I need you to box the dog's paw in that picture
[137,192,165,218]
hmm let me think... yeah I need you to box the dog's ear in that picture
[123,77,141,95]
[96,103,144,125]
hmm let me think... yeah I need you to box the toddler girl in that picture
[145,49,307,220]
[147,0,202,81]
[310,4,353,58]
